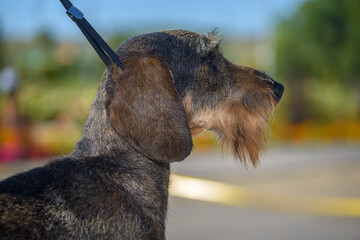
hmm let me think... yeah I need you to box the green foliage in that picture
[0,32,131,122]
[276,0,360,122]
[278,0,360,82]
[16,80,98,121]
[0,27,4,68]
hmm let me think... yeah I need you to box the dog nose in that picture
[250,69,284,101]
[272,81,284,101]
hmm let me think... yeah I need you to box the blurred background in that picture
[0,0,359,239]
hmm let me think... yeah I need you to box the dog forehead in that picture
[117,30,221,59]
[116,30,223,97]
[165,30,222,54]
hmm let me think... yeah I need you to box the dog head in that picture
[109,30,284,165]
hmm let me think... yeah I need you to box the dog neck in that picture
[71,70,170,237]
[71,67,171,178]
[71,69,171,168]
[72,69,129,157]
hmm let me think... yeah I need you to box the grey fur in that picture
[0,29,283,240]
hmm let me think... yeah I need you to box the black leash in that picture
[60,0,123,70]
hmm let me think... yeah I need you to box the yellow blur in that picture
[170,174,360,217]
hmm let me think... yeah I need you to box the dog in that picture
[0,30,284,239]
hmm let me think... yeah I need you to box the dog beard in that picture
[215,91,276,166]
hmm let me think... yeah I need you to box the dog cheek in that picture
[190,127,206,136]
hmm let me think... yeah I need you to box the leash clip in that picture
[67,6,84,20]
[60,0,123,69]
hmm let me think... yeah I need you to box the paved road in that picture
[168,145,360,240]
[0,145,359,240]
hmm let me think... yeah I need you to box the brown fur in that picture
[109,56,192,162]
[183,62,279,166]
[0,30,283,239]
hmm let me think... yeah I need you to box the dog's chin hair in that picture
[218,116,267,167]
[217,98,275,167]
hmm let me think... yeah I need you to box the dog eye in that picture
[203,55,217,68]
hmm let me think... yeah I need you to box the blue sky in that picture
[0,0,304,40]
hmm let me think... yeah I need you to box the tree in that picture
[0,26,4,68]
[276,0,360,123]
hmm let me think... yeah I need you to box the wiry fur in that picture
[183,54,282,166]
[0,29,283,239]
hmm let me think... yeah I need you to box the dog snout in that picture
[251,69,284,102]
[272,80,284,101]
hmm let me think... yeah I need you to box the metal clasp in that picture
[66,5,84,20]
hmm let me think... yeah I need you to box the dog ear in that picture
[109,56,193,162]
